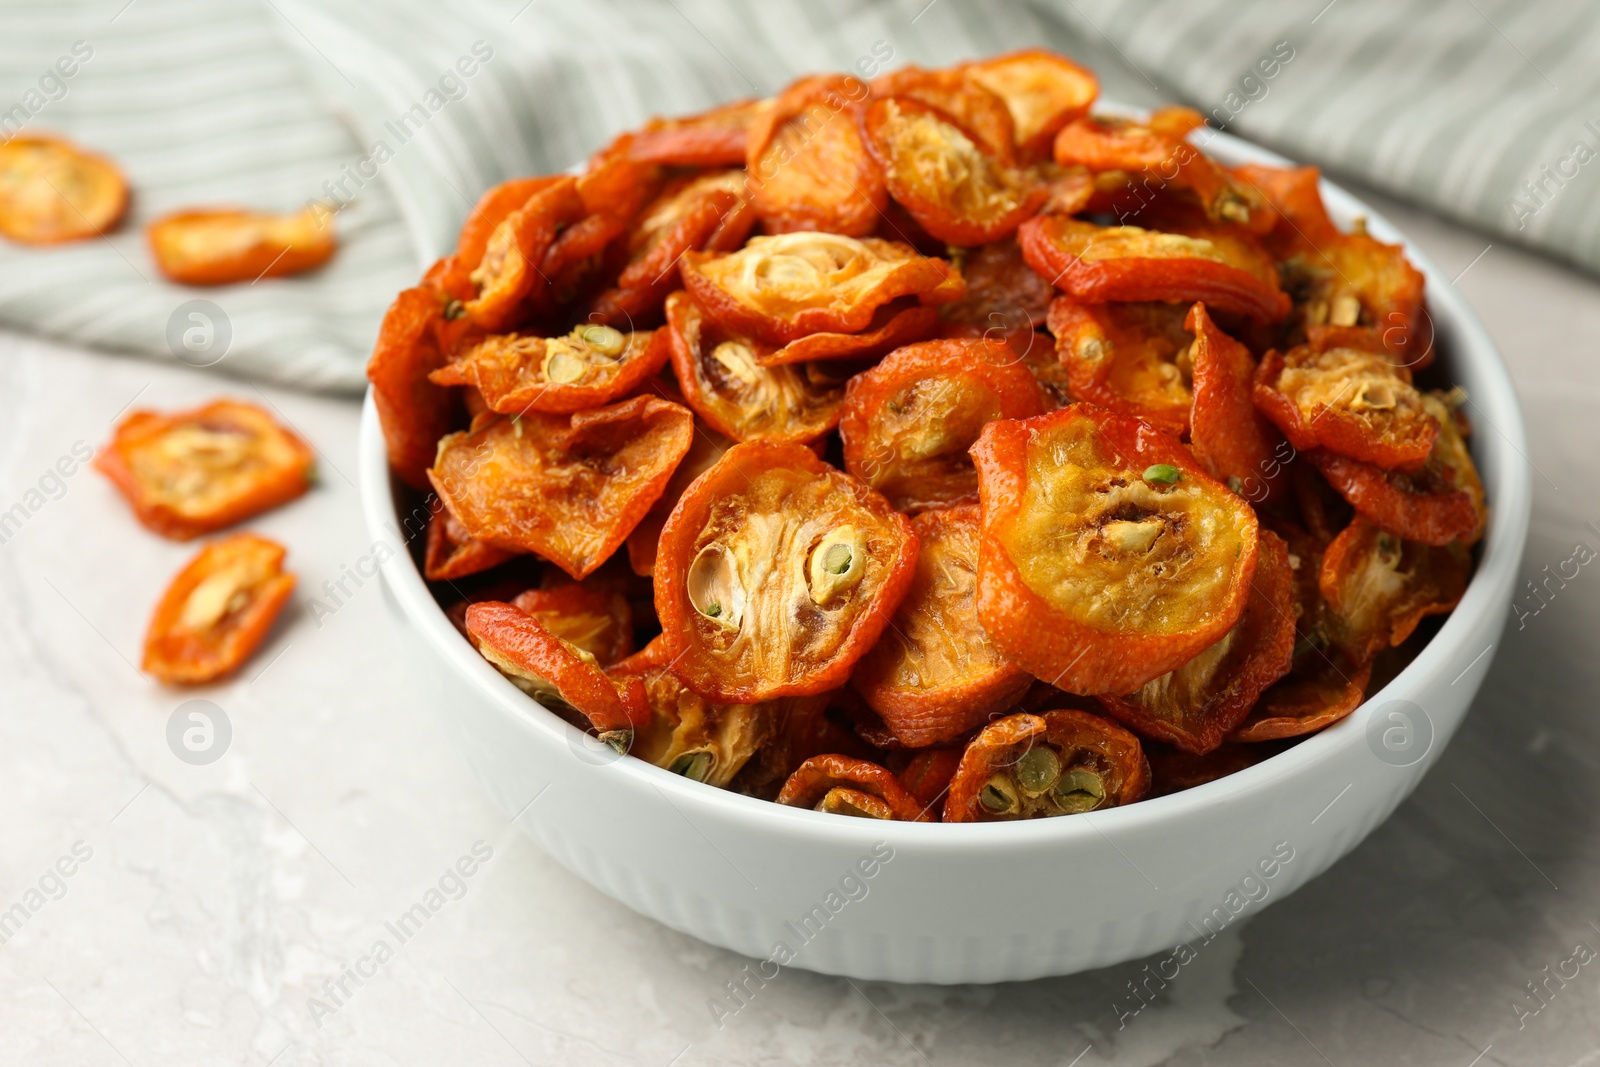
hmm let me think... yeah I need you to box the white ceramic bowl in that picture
[360,127,1531,984]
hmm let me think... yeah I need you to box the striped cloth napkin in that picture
[1,0,1594,393]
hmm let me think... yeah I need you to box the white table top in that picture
[2,185,1597,1066]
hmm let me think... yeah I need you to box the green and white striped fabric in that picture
[1,0,1594,394]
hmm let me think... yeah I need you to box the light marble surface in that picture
[2,185,1599,1067]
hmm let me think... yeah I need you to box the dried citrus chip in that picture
[664,290,846,445]
[840,337,1044,512]
[1054,109,1270,230]
[0,135,127,244]
[654,440,918,702]
[621,96,773,168]
[972,403,1260,694]
[943,709,1149,822]
[95,399,314,540]
[860,95,1046,246]
[1234,163,1427,364]
[367,285,460,491]
[612,648,771,787]
[465,601,648,735]
[776,754,934,821]
[510,582,634,666]
[1230,652,1371,743]
[960,49,1099,161]
[428,325,670,415]
[851,504,1032,746]
[143,533,295,685]
[757,302,939,366]
[424,504,516,581]
[1253,326,1438,471]
[1047,296,1194,436]
[680,232,963,345]
[1019,213,1289,322]
[1319,518,1469,662]
[147,206,336,285]
[893,747,964,807]
[1187,301,1288,502]
[869,66,1018,163]
[746,74,885,236]
[428,395,694,579]
[1096,529,1296,754]
[437,176,564,298]
[464,176,585,331]
[587,169,756,328]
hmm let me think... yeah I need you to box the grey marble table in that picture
[1,185,1596,1067]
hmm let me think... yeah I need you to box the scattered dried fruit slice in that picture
[0,135,128,244]
[95,399,314,540]
[142,533,295,684]
[147,206,336,285]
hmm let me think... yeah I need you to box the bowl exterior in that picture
[359,128,1530,984]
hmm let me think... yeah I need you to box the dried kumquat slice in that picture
[1234,163,1427,364]
[746,74,884,237]
[776,754,934,821]
[1319,517,1469,662]
[869,66,1018,163]
[95,399,314,540]
[1096,529,1296,754]
[147,206,336,285]
[757,302,938,366]
[464,176,585,331]
[664,291,846,445]
[840,337,1044,513]
[367,285,459,491]
[0,135,127,244]
[142,533,295,685]
[1019,213,1289,322]
[612,649,771,787]
[1186,301,1287,502]
[1047,296,1194,437]
[894,747,964,807]
[960,49,1099,161]
[1053,108,1270,230]
[622,96,773,168]
[587,169,755,328]
[851,505,1032,746]
[680,231,963,345]
[424,503,516,581]
[1307,391,1484,545]
[428,396,693,580]
[860,95,1046,246]
[971,403,1260,694]
[943,709,1149,822]
[465,601,647,737]
[510,582,634,666]
[654,440,917,703]
[1230,653,1371,743]
[1253,326,1437,471]
[428,324,670,415]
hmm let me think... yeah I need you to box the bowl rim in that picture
[359,121,1532,848]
